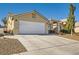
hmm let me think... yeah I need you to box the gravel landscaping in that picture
[0,38,27,55]
[58,33,79,41]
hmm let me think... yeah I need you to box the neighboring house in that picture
[48,19,61,33]
[6,10,49,34]
[60,18,79,33]
[60,19,67,26]
[75,22,79,33]
[49,18,79,34]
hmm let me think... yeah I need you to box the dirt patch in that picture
[0,38,27,55]
[58,33,79,41]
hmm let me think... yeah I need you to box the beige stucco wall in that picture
[75,27,79,33]
[13,20,19,34]
[0,28,4,33]
[45,23,48,34]
[13,13,48,23]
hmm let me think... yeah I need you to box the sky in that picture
[0,3,79,25]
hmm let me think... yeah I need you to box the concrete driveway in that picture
[5,35,79,55]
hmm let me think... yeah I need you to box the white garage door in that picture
[19,21,46,34]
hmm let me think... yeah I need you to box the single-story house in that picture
[5,10,49,34]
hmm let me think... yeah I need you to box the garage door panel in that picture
[19,21,46,34]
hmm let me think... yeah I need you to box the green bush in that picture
[60,29,70,34]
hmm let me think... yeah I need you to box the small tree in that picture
[2,17,7,26]
[65,4,76,35]
[2,17,8,33]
